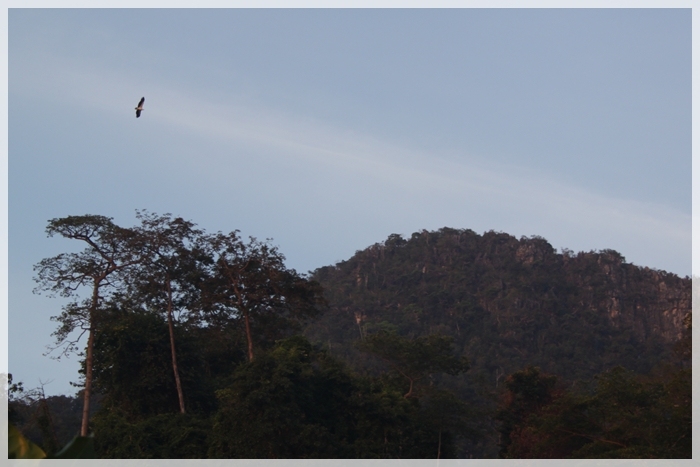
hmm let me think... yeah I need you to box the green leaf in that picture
[8,423,47,459]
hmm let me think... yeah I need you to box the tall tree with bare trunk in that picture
[125,210,207,414]
[33,215,140,436]
[204,231,325,362]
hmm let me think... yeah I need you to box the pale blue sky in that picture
[6,8,692,396]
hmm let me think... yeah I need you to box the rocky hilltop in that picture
[306,228,691,383]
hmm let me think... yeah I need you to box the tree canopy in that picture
[20,219,690,459]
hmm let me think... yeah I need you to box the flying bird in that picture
[135,97,145,118]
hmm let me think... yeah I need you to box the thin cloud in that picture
[154,96,690,247]
[11,53,691,274]
[148,93,692,274]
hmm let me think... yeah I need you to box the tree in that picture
[90,308,199,419]
[33,215,140,436]
[357,331,469,398]
[92,410,210,458]
[496,365,691,458]
[204,231,325,362]
[569,366,691,458]
[208,335,459,459]
[126,210,207,414]
[496,366,558,458]
[208,336,354,458]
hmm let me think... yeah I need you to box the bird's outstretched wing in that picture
[135,97,145,118]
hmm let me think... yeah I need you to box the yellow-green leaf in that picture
[8,423,47,459]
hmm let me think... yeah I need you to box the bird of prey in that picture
[135,97,145,118]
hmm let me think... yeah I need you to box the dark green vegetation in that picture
[495,365,691,458]
[7,374,95,459]
[11,217,691,458]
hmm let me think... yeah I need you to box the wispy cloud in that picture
[150,88,690,248]
[11,52,691,275]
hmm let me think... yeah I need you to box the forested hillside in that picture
[10,218,691,459]
[304,227,692,457]
[307,228,690,383]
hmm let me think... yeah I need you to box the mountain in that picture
[305,227,690,385]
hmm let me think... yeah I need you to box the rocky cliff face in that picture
[553,246,689,344]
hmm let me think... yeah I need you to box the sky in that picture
[4,7,693,397]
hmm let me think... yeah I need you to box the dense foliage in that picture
[207,335,471,458]
[496,365,692,458]
[12,219,689,458]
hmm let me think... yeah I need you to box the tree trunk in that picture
[80,329,94,436]
[167,282,186,413]
[80,286,99,436]
[224,260,255,362]
[243,309,254,362]
[233,281,254,362]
